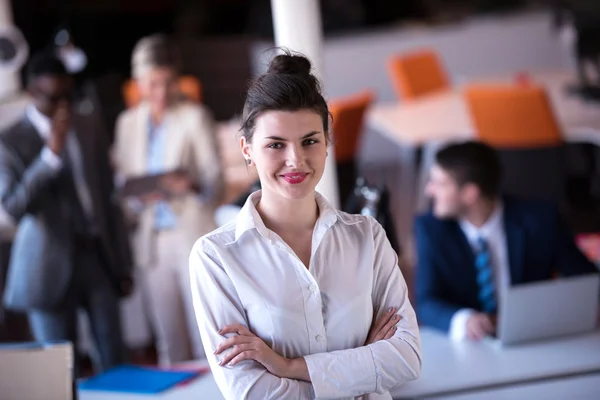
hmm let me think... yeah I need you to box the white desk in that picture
[391,328,600,399]
[79,328,600,400]
[368,71,600,145]
[429,373,600,400]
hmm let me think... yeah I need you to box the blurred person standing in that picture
[112,34,223,365]
[0,52,133,374]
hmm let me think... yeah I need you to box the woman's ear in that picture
[240,136,252,162]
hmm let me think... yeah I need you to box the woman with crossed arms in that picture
[189,52,421,399]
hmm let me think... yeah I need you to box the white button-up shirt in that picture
[190,191,421,400]
[450,203,510,340]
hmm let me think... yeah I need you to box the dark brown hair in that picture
[240,49,330,143]
[435,141,503,199]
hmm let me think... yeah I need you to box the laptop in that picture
[496,273,600,346]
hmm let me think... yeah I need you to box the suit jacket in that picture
[0,110,133,311]
[414,197,597,333]
[113,101,223,268]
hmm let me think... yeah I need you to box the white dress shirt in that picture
[449,203,511,341]
[189,191,421,400]
[27,105,95,221]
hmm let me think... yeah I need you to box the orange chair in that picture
[122,75,203,108]
[464,84,562,148]
[330,90,375,163]
[387,49,450,101]
[329,90,376,205]
[465,83,567,208]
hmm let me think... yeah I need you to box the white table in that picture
[428,373,600,400]
[391,328,600,399]
[79,328,600,400]
[366,70,600,242]
[368,71,600,144]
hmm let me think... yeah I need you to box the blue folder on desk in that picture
[78,365,199,394]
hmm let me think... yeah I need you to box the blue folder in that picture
[78,365,199,394]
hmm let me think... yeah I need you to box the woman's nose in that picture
[285,145,305,167]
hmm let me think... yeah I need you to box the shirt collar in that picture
[459,201,504,242]
[148,114,168,132]
[26,105,52,140]
[230,190,351,244]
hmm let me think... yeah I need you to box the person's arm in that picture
[189,240,315,400]
[110,113,128,174]
[448,309,475,341]
[301,217,421,398]
[189,107,224,206]
[0,141,62,224]
[414,216,466,332]
[110,113,147,222]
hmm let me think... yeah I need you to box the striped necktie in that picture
[475,236,497,313]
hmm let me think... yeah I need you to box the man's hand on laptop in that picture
[466,313,495,341]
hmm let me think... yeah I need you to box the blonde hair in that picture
[131,34,180,78]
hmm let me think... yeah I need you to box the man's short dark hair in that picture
[435,141,503,198]
[26,51,68,85]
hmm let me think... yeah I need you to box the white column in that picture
[270,0,340,208]
[0,0,21,101]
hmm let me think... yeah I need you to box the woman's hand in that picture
[365,307,401,345]
[215,324,288,373]
[214,324,309,381]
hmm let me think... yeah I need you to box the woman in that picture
[113,34,223,365]
[189,52,421,399]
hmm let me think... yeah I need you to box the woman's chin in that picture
[277,180,316,200]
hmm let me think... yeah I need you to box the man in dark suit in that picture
[415,141,597,341]
[0,52,133,374]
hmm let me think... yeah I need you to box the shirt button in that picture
[309,284,318,292]
[315,335,324,343]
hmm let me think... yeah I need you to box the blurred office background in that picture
[1,0,600,397]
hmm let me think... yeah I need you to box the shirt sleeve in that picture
[41,146,63,170]
[449,309,476,341]
[189,239,315,400]
[303,217,422,398]
[0,142,62,222]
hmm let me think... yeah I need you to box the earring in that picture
[326,151,329,157]
[246,158,252,165]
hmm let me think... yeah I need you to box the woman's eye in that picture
[303,139,317,146]
[268,142,284,149]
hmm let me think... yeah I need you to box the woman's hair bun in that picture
[267,51,312,76]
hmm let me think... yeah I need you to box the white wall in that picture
[252,10,573,103]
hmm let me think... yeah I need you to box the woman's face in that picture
[241,109,328,202]
[136,66,177,112]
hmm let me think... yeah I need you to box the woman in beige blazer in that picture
[112,34,223,366]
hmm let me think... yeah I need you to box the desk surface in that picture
[79,328,600,400]
[391,328,600,399]
[368,70,600,146]
[429,373,600,400]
